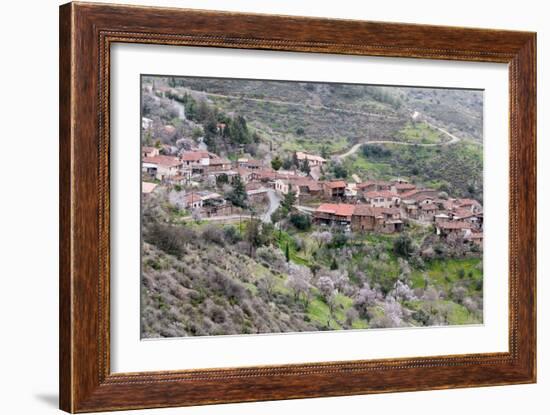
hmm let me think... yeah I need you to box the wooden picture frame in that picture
[59,2,536,412]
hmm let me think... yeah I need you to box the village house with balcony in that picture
[323,180,346,199]
[364,190,400,208]
[313,203,355,226]
[184,192,204,210]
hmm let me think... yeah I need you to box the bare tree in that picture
[311,231,332,249]
[391,280,416,302]
[286,264,313,306]
[353,282,380,318]
[191,208,202,222]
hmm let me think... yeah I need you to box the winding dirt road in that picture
[336,120,461,160]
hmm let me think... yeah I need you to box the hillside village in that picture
[142,145,483,246]
[140,78,484,338]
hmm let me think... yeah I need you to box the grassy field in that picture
[398,121,446,144]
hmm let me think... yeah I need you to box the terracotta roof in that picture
[142,146,157,153]
[141,182,158,194]
[457,198,481,207]
[181,151,210,161]
[316,203,355,217]
[142,155,182,167]
[294,179,322,191]
[353,205,381,217]
[244,159,263,167]
[255,169,278,179]
[421,204,437,210]
[381,207,401,215]
[185,193,202,204]
[394,183,416,190]
[416,194,435,202]
[452,208,476,218]
[400,189,438,201]
[365,190,397,199]
[324,180,347,189]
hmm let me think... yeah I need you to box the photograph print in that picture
[140,75,484,339]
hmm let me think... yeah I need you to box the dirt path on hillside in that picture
[193,90,400,120]
[336,120,462,160]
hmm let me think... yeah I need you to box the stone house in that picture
[364,190,400,208]
[323,180,346,199]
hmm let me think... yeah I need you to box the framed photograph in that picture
[59,2,536,412]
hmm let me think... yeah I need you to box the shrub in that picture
[393,234,414,258]
[329,232,348,248]
[145,223,191,257]
[201,225,225,245]
[223,225,241,244]
[289,213,311,231]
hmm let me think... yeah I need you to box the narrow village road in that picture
[260,189,281,224]
[183,188,280,224]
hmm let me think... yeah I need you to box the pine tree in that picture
[227,175,248,208]
[285,242,290,262]
[271,156,283,171]
[292,151,299,168]
[281,185,297,212]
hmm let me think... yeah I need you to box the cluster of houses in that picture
[312,179,483,245]
[141,146,483,246]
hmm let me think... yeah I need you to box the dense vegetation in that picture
[349,142,483,200]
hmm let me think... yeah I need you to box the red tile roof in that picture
[142,155,182,167]
[254,169,278,179]
[316,203,355,217]
[400,188,439,201]
[394,183,416,190]
[324,180,347,189]
[294,178,322,191]
[181,151,210,161]
[353,205,382,217]
[457,198,482,207]
[185,193,202,204]
[381,207,401,215]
